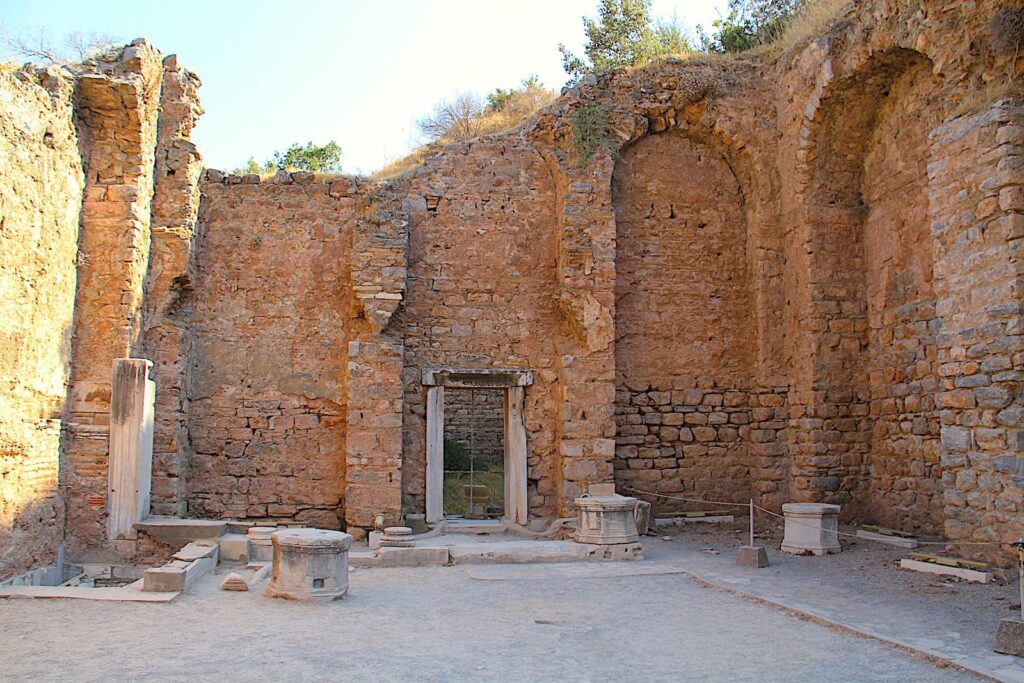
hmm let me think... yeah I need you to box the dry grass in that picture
[372,89,556,180]
[372,143,435,181]
[952,78,1024,118]
[751,0,852,58]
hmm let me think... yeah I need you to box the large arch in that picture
[794,47,943,531]
[611,129,758,506]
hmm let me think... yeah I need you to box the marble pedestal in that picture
[575,494,640,545]
[266,528,352,602]
[248,526,277,563]
[780,503,841,555]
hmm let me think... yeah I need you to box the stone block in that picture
[266,528,352,602]
[575,495,639,544]
[375,546,449,567]
[993,619,1024,657]
[780,503,841,555]
[899,558,993,583]
[217,533,249,562]
[855,530,918,549]
[143,565,184,592]
[736,545,769,568]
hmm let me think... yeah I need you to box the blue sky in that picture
[1,1,728,174]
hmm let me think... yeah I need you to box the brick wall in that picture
[400,137,569,519]
[188,178,352,528]
[444,388,505,466]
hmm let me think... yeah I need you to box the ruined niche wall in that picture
[400,137,566,519]
[0,66,83,579]
[63,41,167,551]
[861,62,943,532]
[612,131,761,506]
[189,177,351,528]
[141,56,204,518]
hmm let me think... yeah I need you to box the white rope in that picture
[624,486,1011,547]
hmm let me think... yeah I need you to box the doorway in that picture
[423,368,531,525]
[443,388,505,519]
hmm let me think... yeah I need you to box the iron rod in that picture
[1018,538,1023,622]
[749,499,754,547]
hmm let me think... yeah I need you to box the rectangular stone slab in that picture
[0,585,179,602]
[899,558,993,583]
[856,530,919,548]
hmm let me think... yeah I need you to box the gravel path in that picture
[0,556,982,682]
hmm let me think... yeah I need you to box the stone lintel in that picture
[421,367,533,388]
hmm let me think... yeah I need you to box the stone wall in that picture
[444,388,505,465]
[929,101,1024,564]
[612,130,758,505]
[400,137,569,519]
[1,0,1021,568]
[188,177,352,528]
[862,60,943,532]
[0,65,83,578]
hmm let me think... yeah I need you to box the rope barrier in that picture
[623,486,1011,547]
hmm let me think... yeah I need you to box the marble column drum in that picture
[266,528,352,602]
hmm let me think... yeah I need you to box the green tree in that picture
[559,0,691,84]
[698,0,803,53]
[271,140,343,173]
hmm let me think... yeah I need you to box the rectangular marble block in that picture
[856,530,918,549]
[780,503,841,555]
[899,558,993,584]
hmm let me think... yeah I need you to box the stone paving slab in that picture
[0,585,179,602]
[645,528,1024,683]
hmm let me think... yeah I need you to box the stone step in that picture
[134,516,227,549]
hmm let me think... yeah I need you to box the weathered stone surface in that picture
[993,619,1024,657]
[736,545,770,568]
[265,528,351,602]
[2,0,1022,578]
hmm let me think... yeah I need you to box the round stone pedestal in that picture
[575,494,640,544]
[780,503,841,555]
[265,528,352,602]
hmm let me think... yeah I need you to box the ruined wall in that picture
[63,41,168,551]
[141,56,204,518]
[188,176,351,528]
[612,131,757,504]
[2,0,1020,566]
[862,62,943,532]
[400,137,568,519]
[930,101,1024,563]
[0,66,83,578]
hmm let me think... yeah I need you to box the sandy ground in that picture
[0,530,995,683]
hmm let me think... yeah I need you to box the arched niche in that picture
[611,129,755,504]
[799,47,943,530]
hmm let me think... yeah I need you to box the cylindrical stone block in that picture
[780,503,841,555]
[266,528,352,602]
[575,495,640,544]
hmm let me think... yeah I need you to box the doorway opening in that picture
[443,388,505,519]
[423,368,531,525]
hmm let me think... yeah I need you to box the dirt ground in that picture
[0,521,1007,682]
